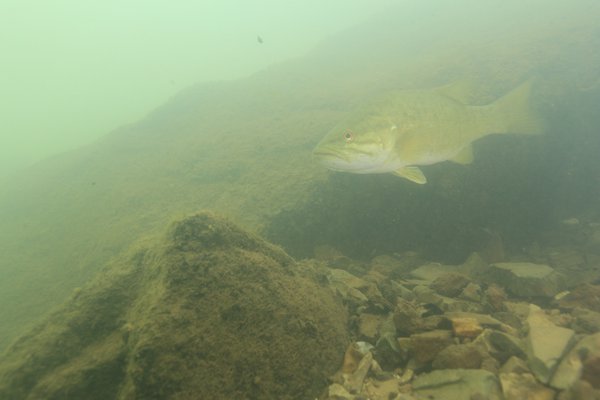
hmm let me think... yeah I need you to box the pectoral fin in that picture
[392,166,427,184]
[450,145,474,165]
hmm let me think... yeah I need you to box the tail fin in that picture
[492,80,543,135]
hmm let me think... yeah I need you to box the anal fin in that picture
[450,145,474,165]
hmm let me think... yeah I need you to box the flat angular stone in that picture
[487,262,565,298]
[413,369,502,400]
[526,305,576,384]
[410,263,453,282]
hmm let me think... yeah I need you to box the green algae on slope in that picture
[0,212,348,400]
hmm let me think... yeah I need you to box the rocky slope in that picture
[317,216,600,399]
[0,213,348,400]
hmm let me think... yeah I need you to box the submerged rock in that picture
[500,372,556,400]
[571,307,600,334]
[557,284,600,312]
[319,240,600,399]
[486,262,565,298]
[410,263,452,282]
[432,343,485,369]
[358,313,383,341]
[412,369,502,399]
[525,305,576,384]
[344,351,373,394]
[551,332,600,390]
[430,272,471,297]
[410,330,454,365]
[0,212,348,400]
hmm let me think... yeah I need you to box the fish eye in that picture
[343,131,353,142]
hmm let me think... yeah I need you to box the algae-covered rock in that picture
[0,212,348,400]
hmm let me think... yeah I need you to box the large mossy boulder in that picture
[0,212,348,400]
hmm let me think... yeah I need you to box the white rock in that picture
[525,304,576,384]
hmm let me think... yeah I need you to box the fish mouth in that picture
[313,148,359,171]
[312,146,346,159]
[313,152,350,165]
[312,150,336,157]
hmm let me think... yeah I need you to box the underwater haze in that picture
[0,0,392,180]
[1,0,600,398]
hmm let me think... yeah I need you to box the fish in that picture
[312,80,542,184]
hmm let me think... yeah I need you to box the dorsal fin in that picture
[435,80,478,104]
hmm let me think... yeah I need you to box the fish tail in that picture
[492,80,543,135]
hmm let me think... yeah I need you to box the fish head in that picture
[313,118,399,173]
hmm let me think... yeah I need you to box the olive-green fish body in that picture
[313,81,541,184]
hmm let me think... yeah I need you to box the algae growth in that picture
[0,213,348,399]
